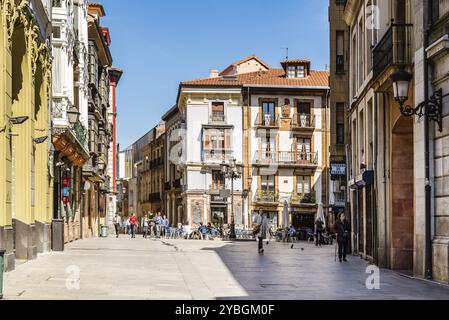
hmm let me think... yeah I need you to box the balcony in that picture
[209,111,226,124]
[291,191,317,206]
[291,114,316,133]
[202,149,234,163]
[254,113,280,129]
[372,23,413,80]
[255,190,279,204]
[253,151,319,168]
[332,192,346,207]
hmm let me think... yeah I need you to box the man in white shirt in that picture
[113,214,122,238]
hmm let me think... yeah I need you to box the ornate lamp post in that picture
[67,105,81,126]
[221,158,242,239]
[390,68,444,132]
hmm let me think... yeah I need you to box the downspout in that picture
[424,0,433,280]
[382,92,388,268]
[373,92,379,264]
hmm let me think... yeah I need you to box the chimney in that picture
[209,69,219,78]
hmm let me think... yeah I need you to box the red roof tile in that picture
[181,69,329,88]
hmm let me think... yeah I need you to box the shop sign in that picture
[331,163,346,176]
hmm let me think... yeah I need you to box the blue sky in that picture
[101,0,330,148]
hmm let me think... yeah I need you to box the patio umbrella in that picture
[316,203,326,229]
[283,200,289,228]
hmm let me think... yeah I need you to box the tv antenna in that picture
[281,47,289,61]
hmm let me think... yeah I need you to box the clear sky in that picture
[101,0,330,148]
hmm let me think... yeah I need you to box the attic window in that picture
[288,65,306,78]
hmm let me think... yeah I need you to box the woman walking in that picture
[253,210,269,254]
[130,213,138,239]
[333,212,351,262]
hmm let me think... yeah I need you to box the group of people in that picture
[252,209,351,263]
[112,212,169,239]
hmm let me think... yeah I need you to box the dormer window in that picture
[287,65,306,78]
[282,59,311,78]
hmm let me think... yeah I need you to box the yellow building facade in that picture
[0,0,52,271]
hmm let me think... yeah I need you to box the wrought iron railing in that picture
[255,113,280,127]
[292,191,317,204]
[254,151,318,166]
[209,111,226,123]
[255,190,279,203]
[203,149,234,162]
[73,121,87,147]
[291,114,316,130]
[372,23,413,79]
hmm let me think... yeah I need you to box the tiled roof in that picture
[181,69,329,88]
[282,59,311,64]
[219,54,271,76]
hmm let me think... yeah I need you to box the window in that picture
[52,26,61,39]
[212,170,225,191]
[287,65,306,78]
[211,102,225,122]
[297,176,311,195]
[336,103,345,145]
[336,31,345,73]
[261,131,276,160]
[262,101,276,118]
[203,128,232,161]
[261,175,275,193]
[297,138,311,160]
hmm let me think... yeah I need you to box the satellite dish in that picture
[84,181,91,191]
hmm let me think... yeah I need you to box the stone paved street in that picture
[3,236,449,300]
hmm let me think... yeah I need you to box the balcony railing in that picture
[255,113,280,128]
[291,191,317,205]
[255,190,279,203]
[372,23,413,79]
[253,151,319,167]
[209,111,226,123]
[203,149,234,162]
[291,114,316,130]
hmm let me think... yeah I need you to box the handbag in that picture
[252,224,261,236]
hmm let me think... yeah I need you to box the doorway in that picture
[391,116,414,272]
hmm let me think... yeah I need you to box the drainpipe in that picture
[424,0,433,281]
[382,92,388,268]
[373,92,379,264]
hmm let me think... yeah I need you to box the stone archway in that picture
[391,115,414,272]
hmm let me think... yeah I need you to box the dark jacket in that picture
[333,220,351,243]
[315,220,324,232]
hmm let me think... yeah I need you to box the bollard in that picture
[0,249,5,299]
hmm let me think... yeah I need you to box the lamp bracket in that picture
[400,89,445,132]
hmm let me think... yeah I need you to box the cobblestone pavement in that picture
[3,236,449,300]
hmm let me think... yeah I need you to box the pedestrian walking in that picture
[253,210,269,254]
[142,215,150,238]
[332,211,351,263]
[113,213,122,238]
[315,217,324,247]
[155,213,162,238]
[130,213,138,239]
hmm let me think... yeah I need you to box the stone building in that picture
[0,0,53,271]
[328,0,350,224]
[106,67,122,230]
[162,105,185,226]
[82,2,113,237]
[176,55,330,230]
[338,0,449,283]
[51,0,90,244]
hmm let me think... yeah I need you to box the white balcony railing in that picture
[203,149,234,163]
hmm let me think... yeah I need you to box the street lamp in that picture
[221,158,242,239]
[67,105,81,125]
[390,68,445,132]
